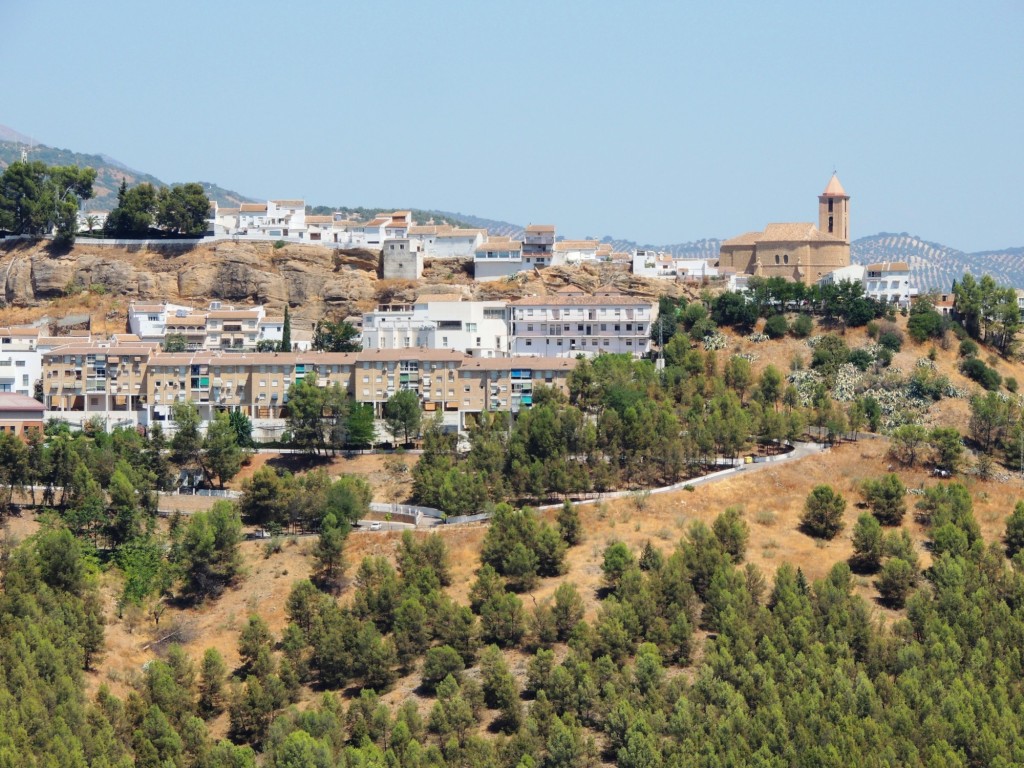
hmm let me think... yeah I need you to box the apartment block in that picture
[41,346,577,436]
[458,356,576,415]
[361,296,509,357]
[509,288,657,358]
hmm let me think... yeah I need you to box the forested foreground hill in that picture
[4,475,1024,767]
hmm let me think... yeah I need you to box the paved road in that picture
[534,440,830,513]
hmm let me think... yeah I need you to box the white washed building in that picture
[474,238,526,281]
[863,262,914,306]
[0,327,42,397]
[361,297,509,357]
[128,302,197,341]
[509,288,657,358]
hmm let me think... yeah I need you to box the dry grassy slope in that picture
[77,434,1024,736]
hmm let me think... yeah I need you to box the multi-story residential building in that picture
[509,288,657,358]
[474,237,526,281]
[863,262,914,307]
[357,215,391,248]
[220,200,307,239]
[353,348,465,419]
[41,345,579,437]
[523,225,556,268]
[384,211,411,239]
[0,327,42,397]
[145,351,358,423]
[204,307,265,350]
[816,262,915,307]
[458,356,577,416]
[361,296,509,357]
[43,341,159,418]
[128,301,308,352]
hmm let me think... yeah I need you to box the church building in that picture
[718,175,851,285]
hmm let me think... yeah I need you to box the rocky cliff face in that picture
[0,240,381,325]
[0,239,698,330]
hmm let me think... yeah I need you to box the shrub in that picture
[959,338,979,358]
[961,357,1001,390]
[273,239,286,249]
[800,485,846,540]
[763,314,789,339]
[878,329,904,352]
[848,349,873,371]
[865,321,880,339]
[1006,377,1018,394]
[791,314,814,338]
[811,335,850,373]
[907,304,945,342]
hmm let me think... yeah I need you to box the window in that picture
[828,216,834,232]
[783,254,789,264]
[828,198,834,213]
[147,314,159,322]
[442,337,448,347]
[775,254,780,264]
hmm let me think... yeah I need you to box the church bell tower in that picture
[818,173,850,243]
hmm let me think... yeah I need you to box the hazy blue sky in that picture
[3,1,1021,250]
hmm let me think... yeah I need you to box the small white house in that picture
[863,262,914,307]
[818,264,866,287]
[473,238,525,281]
[632,250,676,278]
[553,240,600,264]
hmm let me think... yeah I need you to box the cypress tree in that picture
[280,305,292,352]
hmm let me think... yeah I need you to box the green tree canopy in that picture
[0,160,95,244]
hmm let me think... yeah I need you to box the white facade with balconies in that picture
[361,297,509,357]
[509,289,657,358]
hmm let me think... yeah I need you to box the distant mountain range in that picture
[2,126,1022,291]
[434,213,1024,293]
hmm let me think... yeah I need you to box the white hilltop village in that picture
[0,174,931,443]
